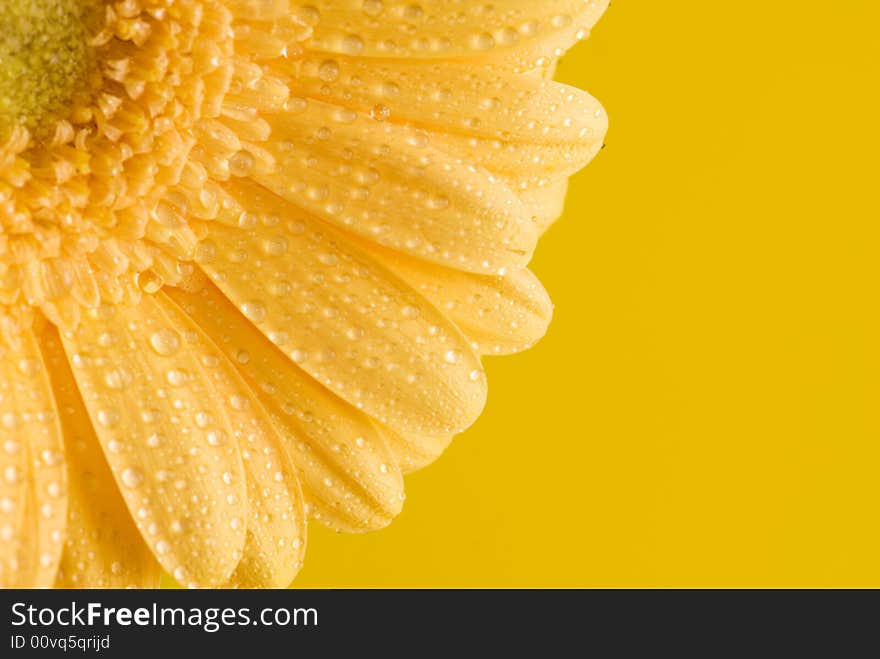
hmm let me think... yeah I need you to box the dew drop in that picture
[18,359,39,376]
[261,236,288,257]
[403,3,423,20]
[340,34,364,55]
[195,241,217,264]
[136,270,164,294]
[121,467,144,489]
[370,104,391,121]
[97,408,120,428]
[499,27,519,46]
[228,150,255,177]
[4,466,21,485]
[318,60,340,82]
[551,14,572,28]
[427,194,450,210]
[150,328,181,356]
[166,369,188,387]
[362,0,382,16]
[142,409,161,424]
[104,367,131,390]
[381,81,400,98]
[470,32,495,50]
[201,354,219,369]
[241,301,267,322]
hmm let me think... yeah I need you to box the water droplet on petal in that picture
[318,60,340,82]
[104,367,131,390]
[121,467,144,489]
[97,408,120,428]
[241,301,267,322]
[362,0,382,16]
[150,328,181,356]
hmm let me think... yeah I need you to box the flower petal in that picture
[379,424,453,475]
[160,293,306,588]
[522,180,569,235]
[256,99,537,274]
[38,325,161,589]
[167,279,406,532]
[432,104,606,186]
[359,241,553,355]
[0,330,66,588]
[286,57,606,182]
[303,0,609,67]
[202,180,488,434]
[60,294,248,588]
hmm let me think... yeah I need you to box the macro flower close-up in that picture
[0,0,608,588]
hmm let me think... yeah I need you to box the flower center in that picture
[0,0,101,135]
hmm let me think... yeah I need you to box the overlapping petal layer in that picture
[0,0,609,587]
[39,325,161,588]
[0,331,66,588]
[167,279,406,532]
[60,296,249,587]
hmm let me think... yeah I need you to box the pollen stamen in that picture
[0,0,102,135]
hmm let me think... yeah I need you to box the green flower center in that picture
[0,0,101,135]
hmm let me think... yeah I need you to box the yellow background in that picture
[295,2,880,586]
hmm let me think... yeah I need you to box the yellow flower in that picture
[0,0,608,588]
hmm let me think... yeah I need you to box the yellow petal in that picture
[167,279,406,532]
[360,241,553,356]
[38,325,160,589]
[203,180,488,435]
[522,180,569,235]
[379,424,453,475]
[60,294,248,588]
[303,0,609,67]
[160,293,306,588]
[479,1,611,73]
[431,97,606,186]
[256,100,537,274]
[0,330,66,588]
[286,57,607,182]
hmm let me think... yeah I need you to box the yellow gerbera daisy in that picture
[0,0,608,588]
